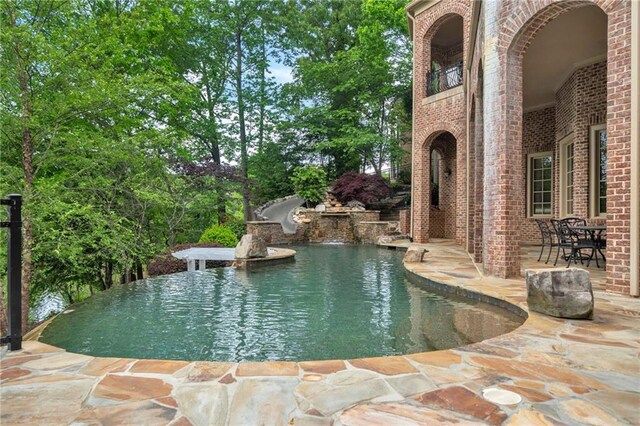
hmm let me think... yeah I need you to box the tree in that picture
[332,172,392,206]
[281,0,411,177]
[291,166,328,205]
[0,0,413,329]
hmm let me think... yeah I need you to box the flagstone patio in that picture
[1,240,638,425]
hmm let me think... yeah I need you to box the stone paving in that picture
[1,240,639,425]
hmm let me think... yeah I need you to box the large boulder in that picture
[235,234,268,259]
[377,235,394,245]
[404,247,426,263]
[525,268,593,319]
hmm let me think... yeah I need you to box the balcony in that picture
[426,62,463,97]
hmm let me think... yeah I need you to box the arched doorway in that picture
[428,132,457,240]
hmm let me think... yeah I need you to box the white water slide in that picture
[258,196,305,234]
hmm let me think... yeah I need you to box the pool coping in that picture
[2,240,639,425]
[234,247,296,270]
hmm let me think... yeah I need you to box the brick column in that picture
[412,144,431,243]
[482,0,522,278]
[399,209,411,236]
[473,91,484,264]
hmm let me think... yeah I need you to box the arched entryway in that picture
[483,0,630,289]
[413,130,459,243]
[428,133,457,238]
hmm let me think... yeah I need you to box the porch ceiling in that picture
[523,5,607,111]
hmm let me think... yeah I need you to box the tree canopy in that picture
[0,0,412,329]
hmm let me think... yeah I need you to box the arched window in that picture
[427,15,463,96]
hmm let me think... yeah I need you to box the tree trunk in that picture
[258,24,266,152]
[202,62,227,224]
[136,260,143,281]
[8,5,34,334]
[98,262,106,291]
[105,261,113,289]
[235,28,252,222]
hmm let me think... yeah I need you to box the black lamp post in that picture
[1,194,22,351]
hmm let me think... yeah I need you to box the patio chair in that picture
[534,219,557,264]
[562,217,587,227]
[551,219,595,268]
[562,217,588,239]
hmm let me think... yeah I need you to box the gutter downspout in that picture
[466,66,471,253]
[631,0,639,296]
[466,1,481,256]
[408,11,416,241]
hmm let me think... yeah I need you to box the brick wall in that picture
[569,61,607,222]
[521,106,556,244]
[552,61,607,224]
[469,11,485,264]
[518,63,607,244]
[412,0,632,293]
[411,0,470,245]
[431,41,464,68]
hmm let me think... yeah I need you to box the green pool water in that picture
[40,245,523,362]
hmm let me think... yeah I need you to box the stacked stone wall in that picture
[247,211,388,245]
[355,222,395,244]
[246,222,307,245]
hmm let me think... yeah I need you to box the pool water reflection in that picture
[40,245,523,362]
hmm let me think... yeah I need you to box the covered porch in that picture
[518,5,609,248]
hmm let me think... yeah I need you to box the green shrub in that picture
[198,225,239,247]
[224,218,246,240]
[291,166,327,205]
[398,168,412,185]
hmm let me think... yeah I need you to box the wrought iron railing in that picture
[426,61,463,97]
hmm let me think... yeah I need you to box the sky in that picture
[269,59,294,84]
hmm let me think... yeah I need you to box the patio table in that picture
[571,225,606,268]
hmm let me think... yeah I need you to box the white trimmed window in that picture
[527,152,553,217]
[590,124,607,218]
[559,136,575,217]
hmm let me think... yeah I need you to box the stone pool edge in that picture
[2,240,639,425]
[404,267,529,320]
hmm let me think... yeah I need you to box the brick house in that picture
[406,0,639,295]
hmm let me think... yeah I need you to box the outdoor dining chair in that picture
[550,219,595,267]
[534,219,557,264]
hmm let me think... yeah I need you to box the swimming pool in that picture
[39,245,523,361]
